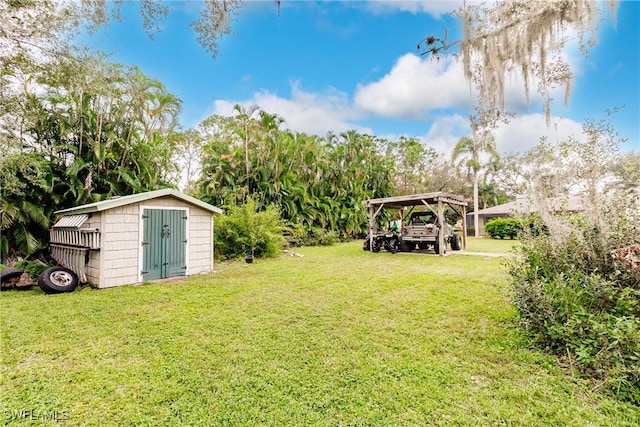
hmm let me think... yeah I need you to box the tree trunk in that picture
[473,171,479,238]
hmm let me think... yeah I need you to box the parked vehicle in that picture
[401,211,461,253]
[363,230,400,254]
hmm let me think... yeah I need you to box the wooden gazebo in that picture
[364,192,468,256]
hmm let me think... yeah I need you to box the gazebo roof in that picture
[364,192,468,210]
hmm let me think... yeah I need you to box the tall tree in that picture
[492,151,528,199]
[610,151,640,195]
[1,55,182,259]
[175,130,205,193]
[1,0,241,161]
[195,113,394,240]
[386,137,437,195]
[1,0,241,62]
[452,133,499,237]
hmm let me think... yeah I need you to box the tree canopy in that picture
[419,0,618,126]
[1,54,182,258]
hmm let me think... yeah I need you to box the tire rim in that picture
[50,271,74,286]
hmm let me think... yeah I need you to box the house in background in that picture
[467,196,585,236]
[50,189,222,288]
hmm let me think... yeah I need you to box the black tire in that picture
[399,240,412,252]
[434,236,447,255]
[1,268,25,291]
[38,267,78,294]
[451,234,462,251]
[371,238,382,253]
[363,238,371,251]
[388,238,399,254]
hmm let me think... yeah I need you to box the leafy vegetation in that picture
[1,55,181,260]
[506,118,640,403]
[484,218,522,239]
[194,113,396,241]
[214,198,286,260]
[452,134,501,237]
[507,206,640,403]
[13,259,52,279]
[2,242,638,425]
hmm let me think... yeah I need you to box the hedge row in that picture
[484,217,522,239]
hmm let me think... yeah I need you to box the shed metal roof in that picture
[52,214,89,229]
[55,189,223,215]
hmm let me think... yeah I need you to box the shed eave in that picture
[55,189,223,215]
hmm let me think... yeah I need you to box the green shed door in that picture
[142,209,187,281]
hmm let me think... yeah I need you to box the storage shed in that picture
[50,189,222,289]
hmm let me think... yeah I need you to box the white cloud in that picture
[411,113,585,157]
[354,53,473,119]
[353,48,577,122]
[363,1,461,18]
[211,81,372,136]
[417,114,470,154]
[493,114,585,153]
[205,53,582,152]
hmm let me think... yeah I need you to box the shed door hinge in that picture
[141,241,149,246]
[141,270,148,275]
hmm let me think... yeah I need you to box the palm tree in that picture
[452,133,499,237]
[232,104,262,195]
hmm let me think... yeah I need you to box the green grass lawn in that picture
[464,236,520,253]
[1,241,638,426]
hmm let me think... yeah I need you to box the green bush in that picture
[214,198,286,260]
[289,222,339,247]
[484,217,522,239]
[507,203,640,403]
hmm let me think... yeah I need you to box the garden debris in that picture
[1,272,35,290]
[283,250,304,257]
[611,244,640,274]
[16,272,35,289]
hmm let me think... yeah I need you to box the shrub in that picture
[214,198,286,260]
[507,196,640,403]
[484,217,522,239]
[289,222,339,247]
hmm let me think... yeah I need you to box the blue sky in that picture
[86,1,639,155]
